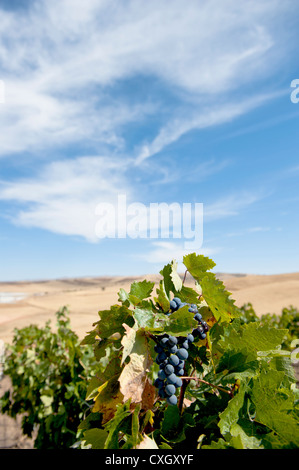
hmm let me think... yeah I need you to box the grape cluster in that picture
[153,296,209,405]
[170,297,209,341]
[154,334,191,405]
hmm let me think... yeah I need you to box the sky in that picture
[0,0,299,281]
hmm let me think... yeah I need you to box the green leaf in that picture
[230,421,263,449]
[161,405,180,437]
[216,349,259,382]
[163,306,198,336]
[85,376,103,401]
[118,288,130,306]
[83,428,108,449]
[133,306,157,329]
[183,252,216,279]
[218,384,246,438]
[130,280,155,300]
[155,280,170,312]
[103,402,132,449]
[170,259,182,291]
[200,273,238,323]
[159,261,182,296]
[251,370,299,447]
[218,322,288,353]
[94,305,134,339]
[131,404,141,448]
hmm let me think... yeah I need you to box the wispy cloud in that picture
[137,241,219,269]
[204,190,266,221]
[0,0,294,159]
[0,0,296,247]
[0,156,133,242]
[226,226,271,237]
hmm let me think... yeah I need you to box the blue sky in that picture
[0,0,299,281]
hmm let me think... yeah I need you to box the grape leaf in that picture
[103,402,132,449]
[155,280,170,312]
[118,328,153,404]
[218,322,288,353]
[93,305,134,339]
[200,273,238,323]
[92,374,124,424]
[163,306,198,336]
[82,428,108,449]
[216,349,259,379]
[121,323,137,365]
[251,370,299,447]
[133,306,157,329]
[183,252,216,279]
[159,260,182,296]
[130,280,155,300]
[218,384,247,438]
[170,259,183,291]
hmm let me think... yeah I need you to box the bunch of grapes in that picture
[153,296,209,405]
[170,297,209,341]
[154,334,191,405]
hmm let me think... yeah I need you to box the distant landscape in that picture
[1,271,299,345]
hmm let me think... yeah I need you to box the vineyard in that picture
[1,253,299,452]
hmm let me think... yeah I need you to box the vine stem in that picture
[182,269,188,285]
[180,376,233,396]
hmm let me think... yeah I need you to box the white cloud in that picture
[137,241,219,269]
[0,156,133,242]
[0,0,294,158]
[203,191,265,221]
[0,0,296,246]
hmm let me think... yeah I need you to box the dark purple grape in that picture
[167,394,178,405]
[154,378,164,388]
[166,373,177,385]
[158,388,167,398]
[168,344,178,354]
[160,337,169,347]
[194,313,202,322]
[177,348,188,360]
[173,297,182,306]
[168,335,178,346]
[165,384,176,396]
[187,333,194,343]
[188,307,197,313]
[158,369,166,380]
[175,377,183,388]
[164,364,175,375]
[154,344,163,353]
[169,300,177,310]
[169,354,179,366]
[156,351,167,364]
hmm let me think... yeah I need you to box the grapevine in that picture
[77,253,299,450]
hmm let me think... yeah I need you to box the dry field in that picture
[1,271,299,449]
[1,271,299,345]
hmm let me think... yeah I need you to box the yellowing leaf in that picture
[121,323,137,365]
[92,375,124,424]
[118,329,153,404]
